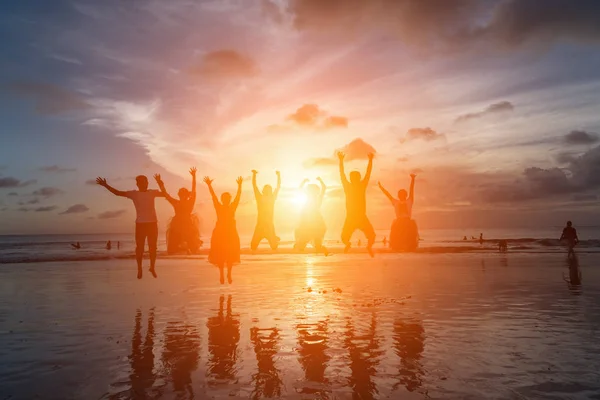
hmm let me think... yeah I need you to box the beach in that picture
[1,253,599,399]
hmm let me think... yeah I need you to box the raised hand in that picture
[203,176,213,186]
[154,173,162,184]
[251,170,258,175]
[377,181,383,188]
[337,151,345,161]
[236,176,243,185]
[275,170,280,176]
[302,178,310,185]
[96,177,107,186]
[190,167,197,177]
[316,177,323,183]
[368,152,375,160]
[410,173,417,179]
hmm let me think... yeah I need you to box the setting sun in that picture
[291,192,308,207]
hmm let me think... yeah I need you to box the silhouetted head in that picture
[397,189,408,200]
[221,192,232,205]
[262,184,273,196]
[178,187,190,201]
[567,220,572,227]
[136,175,149,191]
[306,184,319,200]
[349,171,361,184]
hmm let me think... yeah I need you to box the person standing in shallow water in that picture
[96,175,164,279]
[155,168,202,254]
[251,170,281,251]
[338,151,376,257]
[205,176,243,284]
[560,220,579,258]
[294,177,328,255]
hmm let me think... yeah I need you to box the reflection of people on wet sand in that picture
[155,168,202,255]
[498,240,508,252]
[338,151,376,257]
[297,321,330,397]
[207,295,241,388]
[71,241,81,249]
[295,178,328,255]
[393,318,425,393]
[205,176,242,285]
[127,308,156,398]
[560,220,579,258]
[251,170,281,251]
[161,321,201,398]
[378,174,418,252]
[96,175,164,279]
[344,314,383,399]
[564,255,582,287]
[250,327,282,399]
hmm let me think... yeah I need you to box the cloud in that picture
[340,138,377,160]
[324,116,349,129]
[403,128,445,142]
[455,101,515,124]
[7,192,18,196]
[19,198,40,206]
[35,206,59,212]
[564,130,599,145]
[190,50,257,79]
[32,187,64,197]
[98,209,127,219]
[38,165,76,173]
[7,82,89,114]
[285,104,349,130]
[60,204,90,215]
[0,177,37,188]
[17,207,30,212]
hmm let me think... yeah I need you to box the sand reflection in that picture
[393,318,425,393]
[250,327,282,399]
[296,320,330,398]
[206,295,240,387]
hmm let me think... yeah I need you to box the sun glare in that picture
[292,192,308,207]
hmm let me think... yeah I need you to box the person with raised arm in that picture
[338,151,376,257]
[250,170,281,251]
[155,167,202,255]
[205,175,243,284]
[96,175,165,279]
[378,174,419,251]
[294,177,329,255]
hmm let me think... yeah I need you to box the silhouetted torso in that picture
[256,195,275,224]
[343,182,367,217]
[562,226,577,241]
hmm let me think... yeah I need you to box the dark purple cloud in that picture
[0,177,37,188]
[564,130,599,145]
[32,187,64,197]
[35,206,59,212]
[60,204,90,215]
[98,209,127,219]
[455,101,515,124]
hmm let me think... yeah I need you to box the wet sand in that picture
[1,253,599,399]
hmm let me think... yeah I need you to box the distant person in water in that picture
[155,168,202,255]
[378,174,418,252]
[96,175,164,279]
[71,242,81,249]
[117,241,120,250]
[463,236,468,241]
[338,151,376,257]
[294,177,328,255]
[205,176,243,284]
[106,240,112,250]
[251,170,281,251]
[560,221,579,258]
[479,233,484,245]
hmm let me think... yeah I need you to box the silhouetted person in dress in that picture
[155,168,202,254]
[96,175,164,279]
[379,174,418,251]
[295,178,328,255]
[251,170,281,251]
[205,176,242,284]
[338,151,376,256]
[207,295,240,389]
[71,241,81,249]
[560,220,579,258]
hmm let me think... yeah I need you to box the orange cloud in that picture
[190,50,257,79]
[304,138,377,168]
[284,104,349,130]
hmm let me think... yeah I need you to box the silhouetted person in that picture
[106,240,112,250]
[471,236,476,240]
[295,178,328,255]
[251,170,281,251]
[127,308,156,398]
[161,321,201,398]
[297,321,330,397]
[379,174,418,251]
[383,236,387,246]
[207,295,240,388]
[498,240,508,252]
[205,176,242,284]
[250,327,283,399]
[96,175,164,279]
[338,151,376,256]
[393,318,425,394]
[71,241,81,249]
[560,220,579,258]
[117,241,120,250]
[156,168,202,254]
[463,236,468,241]
[479,233,484,245]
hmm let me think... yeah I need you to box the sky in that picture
[1,0,600,236]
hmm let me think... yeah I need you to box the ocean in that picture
[2,227,600,264]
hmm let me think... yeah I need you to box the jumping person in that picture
[205,176,243,284]
[155,167,202,254]
[96,175,164,279]
[250,170,281,251]
[560,221,579,258]
[338,151,376,257]
[378,174,418,251]
[294,177,328,255]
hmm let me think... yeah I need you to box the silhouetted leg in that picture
[360,218,376,258]
[227,262,233,284]
[135,224,145,279]
[148,223,158,278]
[341,218,355,253]
[219,263,225,285]
[267,226,280,250]
[251,226,263,251]
[314,237,328,256]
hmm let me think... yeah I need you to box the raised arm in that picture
[154,174,177,204]
[203,176,219,209]
[378,181,394,203]
[317,177,327,199]
[363,153,374,185]
[337,152,349,187]
[274,171,281,199]
[408,173,416,202]
[96,177,127,197]
[251,170,261,199]
[232,176,243,210]
[299,178,309,189]
[189,167,197,203]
